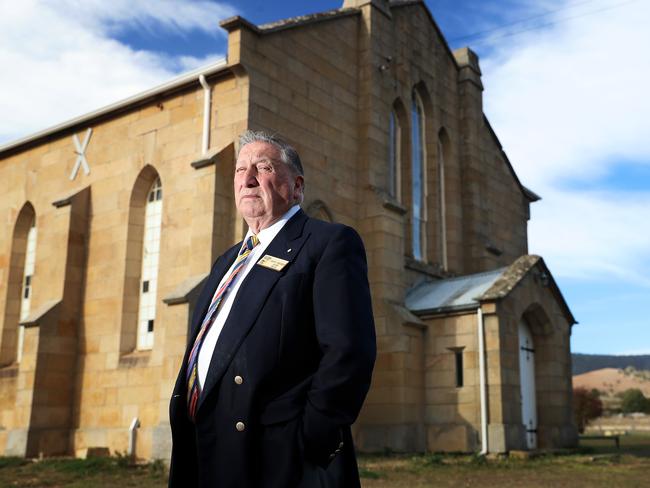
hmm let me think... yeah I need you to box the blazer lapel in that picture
[198,210,310,412]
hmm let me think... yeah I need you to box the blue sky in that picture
[1,0,648,354]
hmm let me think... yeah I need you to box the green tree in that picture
[620,388,650,414]
[573,387,603,433]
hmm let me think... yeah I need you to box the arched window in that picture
[1,202,36,366]
[137,177,162,350]
[388,109,401,200]
[437,134,448,270]
[17,220,37,362]
[411,91,427,261]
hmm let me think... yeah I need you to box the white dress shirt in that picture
[197,205,301,387]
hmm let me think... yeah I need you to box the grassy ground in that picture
[358,434,650,487]
[0,456,166,488]
[1,435,649,487]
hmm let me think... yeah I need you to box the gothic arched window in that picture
[137,177,162,350]
[437,134,448,270]
[411,91,427,261]
[17,220,37,362]
[388,109,401,200]
[2,203,36,366]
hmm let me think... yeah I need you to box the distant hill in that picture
[572,353,650,375]
[573,367,650,397]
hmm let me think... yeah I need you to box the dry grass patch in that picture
[0,455,165,487]
[359,435,650,488]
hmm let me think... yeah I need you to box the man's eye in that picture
[257,164,272,172]
[235,167,246,173]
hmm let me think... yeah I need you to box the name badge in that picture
[257,254,289,271]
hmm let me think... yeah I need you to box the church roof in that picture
[406,255,576,324]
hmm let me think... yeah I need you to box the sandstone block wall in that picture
[0,71,248,458]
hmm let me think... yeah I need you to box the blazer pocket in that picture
[258,376,312,425]
[259,401,303,426]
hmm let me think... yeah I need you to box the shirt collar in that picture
[245,204,301,247]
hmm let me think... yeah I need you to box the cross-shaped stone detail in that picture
[69,128,92,180]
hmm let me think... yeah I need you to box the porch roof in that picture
[405,255,577,325]
[405,267,507,315]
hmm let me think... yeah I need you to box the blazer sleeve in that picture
[301,224,376,467]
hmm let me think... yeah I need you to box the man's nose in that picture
[243,167,259,187]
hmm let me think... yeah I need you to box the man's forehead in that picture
[237,142,281,162]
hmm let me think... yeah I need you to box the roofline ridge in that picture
[0,57,228,156]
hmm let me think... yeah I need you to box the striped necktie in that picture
[186,234,260,420]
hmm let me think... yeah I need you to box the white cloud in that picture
[529,188,650,286]
[52,0,237,36]
[0,0,236,143]
[176,53,229,72]
[483,0,650,185]
[480,0,650,285]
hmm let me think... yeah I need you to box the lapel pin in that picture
[287,248,292,253]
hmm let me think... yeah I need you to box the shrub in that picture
[620,388,650,414]
[573,387,603,433]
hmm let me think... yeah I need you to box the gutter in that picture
[198,74,212,155]
[128,417,140,461]
[0,58,228,156]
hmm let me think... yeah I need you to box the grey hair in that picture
[238,130,304,176]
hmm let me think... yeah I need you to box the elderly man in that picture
[169,130,376,488]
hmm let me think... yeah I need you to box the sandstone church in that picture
[0,0,578,459]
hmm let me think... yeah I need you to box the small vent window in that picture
[448,347,465,388]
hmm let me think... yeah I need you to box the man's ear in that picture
[294,175,305,202]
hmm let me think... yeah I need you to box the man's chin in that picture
[238,205,266,220]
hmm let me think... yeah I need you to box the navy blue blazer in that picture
[169,210,376,488]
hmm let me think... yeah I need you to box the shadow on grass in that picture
[0,457,28,469]
[579,434,650,457]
